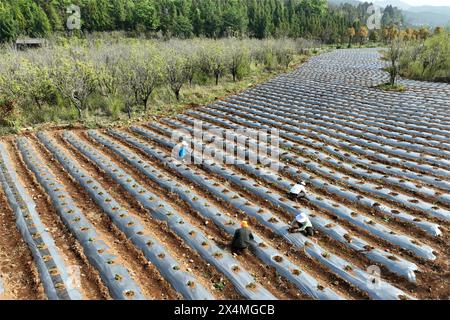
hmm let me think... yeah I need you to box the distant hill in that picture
[328,0,450,26]
[370,0,411,10]
[403,10,450,27]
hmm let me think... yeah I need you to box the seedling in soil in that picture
[343,234,353,243]
[344,265,353,272]
[258,242,268,248]
[387,255,398,261]
[213,281,226,291]
[55,283,65,290]
[213,252,223,259]
[246,282,257,291]
[273,255,283,263]
[291,269,301,276]
[49,268,59,276]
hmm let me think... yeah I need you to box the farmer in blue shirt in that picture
[178,141,189,162]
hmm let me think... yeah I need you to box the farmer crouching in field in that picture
[231,221,254,255]
[288,181,307,201]
[178,141,189,163]
[289,212,314,237]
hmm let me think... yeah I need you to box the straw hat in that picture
[241,221,249,228]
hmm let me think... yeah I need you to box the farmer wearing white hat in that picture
[289,212,314,236]
[288,181,308,201]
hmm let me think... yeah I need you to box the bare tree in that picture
[51,51,98,119]
[225,39,249,82]
[92,44,126,97]
[199,41,228,85]
[120,44,163,117]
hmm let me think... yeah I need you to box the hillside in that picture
[329,0,450,26]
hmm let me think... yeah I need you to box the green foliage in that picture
[399,31,450,83]
[0,3,19,42]
[381,37,404,85]
[0,0,402,45]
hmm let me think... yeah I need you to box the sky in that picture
[381,0,450,6]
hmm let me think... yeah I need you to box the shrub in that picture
[399,31,450,83]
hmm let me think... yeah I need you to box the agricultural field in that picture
[0,48,448,300]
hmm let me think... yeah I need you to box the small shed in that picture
[14,38,46,50]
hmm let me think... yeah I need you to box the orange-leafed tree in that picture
[347,27,356,48]
[358,26,369,45]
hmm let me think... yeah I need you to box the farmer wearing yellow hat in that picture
[231,220,254,254]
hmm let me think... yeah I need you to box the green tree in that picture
[382,37,404,86]
[0,4,19,42]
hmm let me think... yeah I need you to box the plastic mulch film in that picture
[127,127,415,300]
[63,131,276,301]
[200,105,450,222]
[0,142,83,300]
[93,130,345,300]
[152,119,429,277]
[37,132,214,300]
[179,113,444,237]
[16,137,145,300]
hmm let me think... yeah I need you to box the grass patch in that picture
[374,83,406,92]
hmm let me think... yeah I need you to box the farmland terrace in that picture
[0,48,449,300]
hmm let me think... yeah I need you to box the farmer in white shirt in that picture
[288,181,307,201]
[289,212,314,237]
